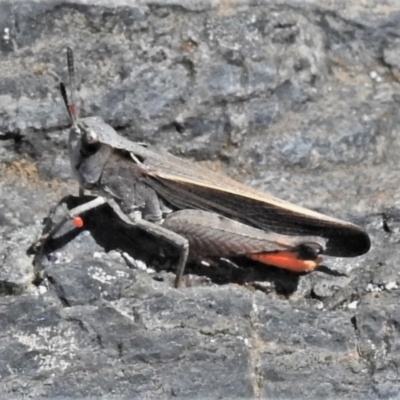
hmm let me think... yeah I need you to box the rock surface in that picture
[1,0,400,398]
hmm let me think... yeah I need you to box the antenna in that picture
[59,80,72,121]
[60,47,79,128]
[66,47,79,123]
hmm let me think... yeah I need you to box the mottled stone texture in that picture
[0,0,399,398]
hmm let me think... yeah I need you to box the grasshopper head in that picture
[60,48,112,188]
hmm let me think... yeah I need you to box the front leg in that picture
[29,196,190,288]
[29,188,87,258]
[29,196,108,274]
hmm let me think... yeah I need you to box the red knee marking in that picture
[72,216,84,228]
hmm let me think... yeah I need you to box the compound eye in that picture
[80,131,101,156]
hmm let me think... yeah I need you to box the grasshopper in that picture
[30,48,370,288]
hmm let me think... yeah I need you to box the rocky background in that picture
[1,0,400,398]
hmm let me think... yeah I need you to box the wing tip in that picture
[326,226,371,257]
[356,229,371,256]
